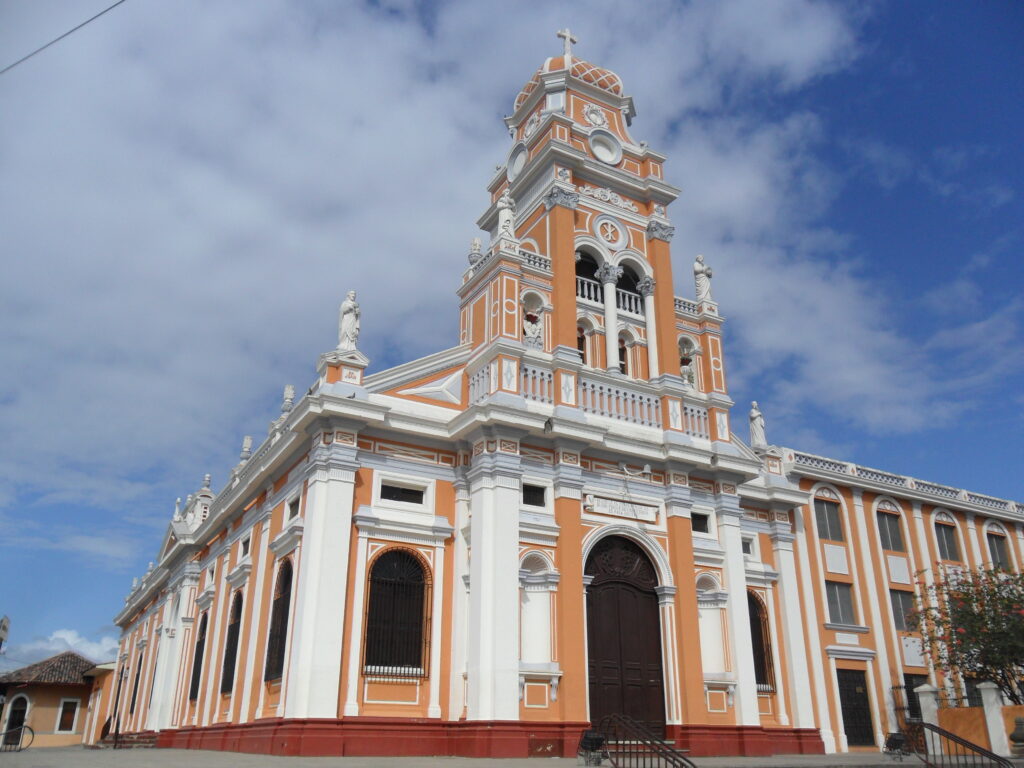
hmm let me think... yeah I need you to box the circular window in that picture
[589,129,622,166]
[507,143,528,182]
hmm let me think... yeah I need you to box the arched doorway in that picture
[585,535,666,736]
[3,696,28,745]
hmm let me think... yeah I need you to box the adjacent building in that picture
[98,37,1024,758]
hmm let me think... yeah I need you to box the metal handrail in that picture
[903,720,1012,768]
[0,724,35,752]
[597,713,696,768]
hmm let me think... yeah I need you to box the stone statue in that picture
[680,358,694,388]
[523,310,543,349]
[694,254,713,303]
[749,401,767,450]
[496,188,516,236]
[338,290,361,351]
[468,237,483,265]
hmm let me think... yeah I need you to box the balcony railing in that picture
[576,275,602,304]
[616,288,643,316]
[521,364,554,404]
[578,377,662,427]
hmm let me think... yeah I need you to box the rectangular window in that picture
[890,589,915,631]
[522,484,546,507]
[825,581,856,624]
[56,700,78,732]
[288,497,300,519]
[903,673,927,722]
[936,523,960,561]
[877,512,905,552]
[988,533,1010,569]
[815,499,844,542]
[380,483,425,505]
[241,537,250,558]
[691,513,710,534]
[741,538,753,555]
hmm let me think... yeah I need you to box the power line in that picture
[0,0,129,77]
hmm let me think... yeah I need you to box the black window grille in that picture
[877,512,905,552]
[220,592,244,693]
[814,499,844,542]
[188,613,208,700]
[264,559,293,682]
[128,661,141,714]
[748,591,775,692]
[380,484,425,505]
[522,484,546,507]
[364,549,430,677]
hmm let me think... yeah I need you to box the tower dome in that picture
[514,55,624,111]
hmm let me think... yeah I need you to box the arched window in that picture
[364,549,429,677]
[933,513,961,562]
[575,251,602,303]
[128,658,141,714]
[220,592,244,693]
[616,265,643,316]
[577,326,587,364]
[618,336,629,374]
[987,525,1012,570]
[188,613,208,701]
[748,592,775,692]
[264,559,293,682]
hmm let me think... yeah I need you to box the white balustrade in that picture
[469,368,490,404]
[521,365,554,404]
[616,288,643,316]
[519,250,552,272]
[576,276,603,304]
[674,296,698,315]
[577,377,662,427]
[681,404,710,439]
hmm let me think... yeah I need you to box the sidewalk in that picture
[0,746,921,767]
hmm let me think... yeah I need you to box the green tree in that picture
[909,567,1024,704]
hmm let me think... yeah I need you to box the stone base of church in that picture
[154,718,824,758]
[667,724,825,756]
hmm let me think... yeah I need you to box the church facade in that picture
[100,38,1024,758]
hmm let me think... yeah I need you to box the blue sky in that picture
[0,0,1021,667]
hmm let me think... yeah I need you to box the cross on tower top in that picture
[556,28,578,66]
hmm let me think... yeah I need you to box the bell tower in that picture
[457,31,733,442]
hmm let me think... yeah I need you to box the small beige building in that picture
[0,651,100,748]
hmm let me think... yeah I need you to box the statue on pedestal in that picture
[338,290,361,351]
[749,401,768,450]
[694,254,713,303]
[497,188,516,237]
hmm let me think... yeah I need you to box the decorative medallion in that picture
[583,103,608,128]
[591,214,628,250]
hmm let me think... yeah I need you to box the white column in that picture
[597,263,622,372]
[717,503,760,725]
[342,527,370,716]
[638,277,659,378]
[770,528,816,728]
[850,489,893,743]
[148,568,198,731]
[239,516,271,723]
[979,681,1010,756]
[910,502,939,686]
[428,542,446,718]
[966,513,984,567]
[448,478,471,720]
[916,684,942,755]
[284,439,359,719]
[465,446,522,721]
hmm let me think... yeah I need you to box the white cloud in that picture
[0,0,1016,546]
[3,629,119,666]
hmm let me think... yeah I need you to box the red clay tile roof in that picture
[0,651,95,685]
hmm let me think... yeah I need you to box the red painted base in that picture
[156,717,590,758]
[666,724,825,756]
[154,718,824,758]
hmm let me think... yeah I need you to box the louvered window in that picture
[220,593,243,693]
[188,613,208,700]
[364,549,429,677]
[264,559,293,681]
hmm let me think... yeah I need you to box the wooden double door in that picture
[585,536,666,737]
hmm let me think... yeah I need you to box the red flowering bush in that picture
[909,568,1024,704]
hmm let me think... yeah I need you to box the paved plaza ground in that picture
[0,746,926,767]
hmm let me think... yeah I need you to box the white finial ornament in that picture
[338,290,361,351]
[468,237,483,266]
[202,473,211,490]
[557,28,578,68]
[173,497,182,519]
[282,384,295,413]
[239,435,252,461]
